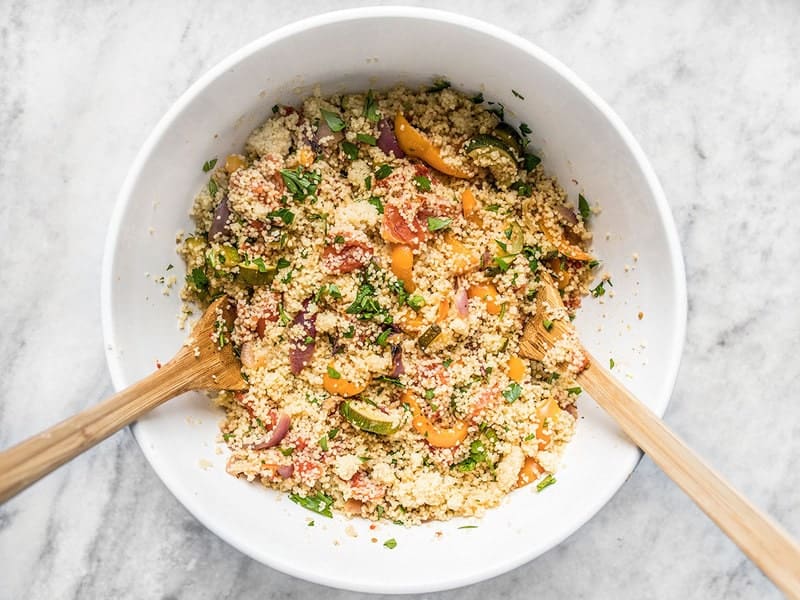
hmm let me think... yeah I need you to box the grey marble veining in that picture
[1,1,798,598]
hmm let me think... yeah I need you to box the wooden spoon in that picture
[519,274,800,598]
[0,296,246,503]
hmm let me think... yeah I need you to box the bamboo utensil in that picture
[519,274,800,598]
[0,297,246,503]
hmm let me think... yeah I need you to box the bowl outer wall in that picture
[101,7,687,594]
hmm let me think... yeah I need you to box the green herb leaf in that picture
[588,259,600,269]
[267,208,295,224]
[364,175,372,190]
[578,194,591,221]
[367,196,384,214]
[333,235,345,245]
[458,525,479,529]
[343,325,356,338]
[414,175,432,191]
[375,329,392,347]
[319,435,328,451]
[341,141,359,160]
[320,108,346,132]
[308,520,314,526]
[609,358,615,370]
[471,92,484,104]
[542,318,553,332]
[510,181,532,197]
[328,428,339,440]
[289,492,334,517]
[523,153,541,172]
[488,102,505,121]
[427,216,452,232]
[512,89,525,100]
[502,382,522,404]
[383,538,398,549]
[279,447,294,456]
[364,89,380,122]
[428,78,451,92]
[276,257,291,269]
[345,282,384,320]
[536,474,556,492]
[567,386,582,395]
[375,375,405,387]
[327,366,341,379]
[202,158,218,172]
[357,133,377,145]
[591,280,609,297]
[208,178,218,197]
[271,104,280,114]
[280,167,321,201]
[187,267,209,291]
[407,294,425,311]
[519,123,532,135]
[375,164,393,180]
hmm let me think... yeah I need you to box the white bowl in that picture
[101,7,686,594]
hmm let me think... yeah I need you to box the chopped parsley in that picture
[166,263,174,271]
[485,203,500,213]
[428,78,451,92]
[187,267,209,291]
[202,158,217,172]
[276,257,291,269]
[427,216,452,232]
[318,435,329,451]
[578,194,591,221]
[267,207,295,224]
[519,122,532,135]
[471,92,484,103]
[328,428,339,440]
[588,259,600,269]
[609,358,615,370]
[367,196,384,214]
[458,525,479,529]
[333,235,345,245]
[326,366,341,379]
[341,141,359,160]
[375,329,392,347]
[413,175,432,191]
[512,89,525,100]
[278,303,290,326]
[383,538,398,549]
[357,133,377,145]
[567,386,582,395]
[289,492,334,517]
[364,175,372,190]
[510,181,533,197]
[207,178,218,197]
[279,447,294,456]
[542,318,553,332]
[363,89,380,122]
[523,153,541,172]
[375,375,405,387]
[455,440,490,472]
[308,520,314,527]
[280,167,321,201]
[536,474,557,492]
[320,108,345,132]
[271,104,279,114]
[375,164,393,180]
[343,325,356,338]
[488,101,505,121]
[407,294,426,311]
[591,279,612,297]
[424,389,435,400]
[345,282,384,320]
[502,382,522,404]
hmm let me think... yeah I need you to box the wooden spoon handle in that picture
[0,362,188,503]
[580,355,800,598]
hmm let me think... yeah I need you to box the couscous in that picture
[179,83,595,524]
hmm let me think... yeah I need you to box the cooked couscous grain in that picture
[179,83,596,524]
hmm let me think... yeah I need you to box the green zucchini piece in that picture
[464,135,519,188]
[492,123,524,159]
[340,400,401,435]
[237,262,277,286]
[206,244,241,273]
[417,324,442,350]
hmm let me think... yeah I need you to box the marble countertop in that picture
[1,1,798,598]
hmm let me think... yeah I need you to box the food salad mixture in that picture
[179,82,597,524]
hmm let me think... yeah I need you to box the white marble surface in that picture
[1,1,798,598]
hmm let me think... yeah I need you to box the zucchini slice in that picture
[492,123,525,160]
[464,135,519,188]
[237,262,277,286]
[340,400,401,435]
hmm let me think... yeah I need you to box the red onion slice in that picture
[390,345,405,377]
[289,298,317,375]
[276,464,294,478]
[208,196,232,240]
[252,412,291,450]
[556,204,579,226]
[455,286,469,318]
[377,118,405,158]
